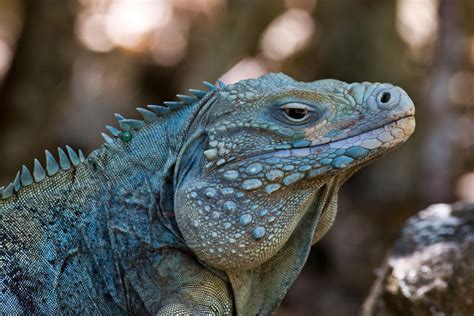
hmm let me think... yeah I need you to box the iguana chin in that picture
[0,73,415,315]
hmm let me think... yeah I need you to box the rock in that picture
[362,203,474,316]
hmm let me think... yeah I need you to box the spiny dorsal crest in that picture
[100,80,221,146]
[0,146,85,200]
[0,80,223,200]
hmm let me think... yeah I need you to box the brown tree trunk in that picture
[420,0,465,203]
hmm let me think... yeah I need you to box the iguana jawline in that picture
[218,115,415,166]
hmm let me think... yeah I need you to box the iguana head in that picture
[175,73,415,272]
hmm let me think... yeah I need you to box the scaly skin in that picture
[0,73,415,315]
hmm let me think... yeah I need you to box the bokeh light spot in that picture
[220,57,269,84]
[396,0,439,50]
[456,172,474,202]
[76,13,114,53]
[260,9,315,61]
[0,39,11,78]
[104,1,172,51]
[150,25,188,67]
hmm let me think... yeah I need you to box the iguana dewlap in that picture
[0,73,415,315]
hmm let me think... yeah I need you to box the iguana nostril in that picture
[376,87,400,110]
[380,92,391,103]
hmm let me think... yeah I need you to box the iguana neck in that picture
[224,176,342,314]
[95,100,208,236]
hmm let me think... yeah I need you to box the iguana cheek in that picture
[304,119,329,140]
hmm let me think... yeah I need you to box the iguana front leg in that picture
[126,248,233,315]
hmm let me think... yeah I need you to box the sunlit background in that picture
[0,0,472,315]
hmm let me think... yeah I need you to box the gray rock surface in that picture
[363,203,474,316]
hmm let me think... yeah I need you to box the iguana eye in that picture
[280,103,311,122]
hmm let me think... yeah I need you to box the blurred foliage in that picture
[0,0,472,315]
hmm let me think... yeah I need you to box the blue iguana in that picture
[0,73,415,315]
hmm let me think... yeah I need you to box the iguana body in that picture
[0,73,415,315]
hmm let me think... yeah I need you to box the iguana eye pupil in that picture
[284,107,308,121]
[380,92,391,103]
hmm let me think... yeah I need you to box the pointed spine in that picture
[217,79,226,89]
[21,165,33,186]
[203,81,217,91]
[58,148,71,170]
[119,119,144,130]
[189,89,207,98]
[102,133,114,145]
[45,150,60,176]
[66,145,80,166]
[106,125,121,137]
[2,183,14,199]
[163,101,182,110]
[114,113,126,124]
[13,171,21,192]
[176,94,196,104]
[148,104,170,115]
[33,159,46,182]
[79,150,86,162]
[136,108,158,122]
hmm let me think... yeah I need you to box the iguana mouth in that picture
[269,115,415,159]
[223,115,415,166]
